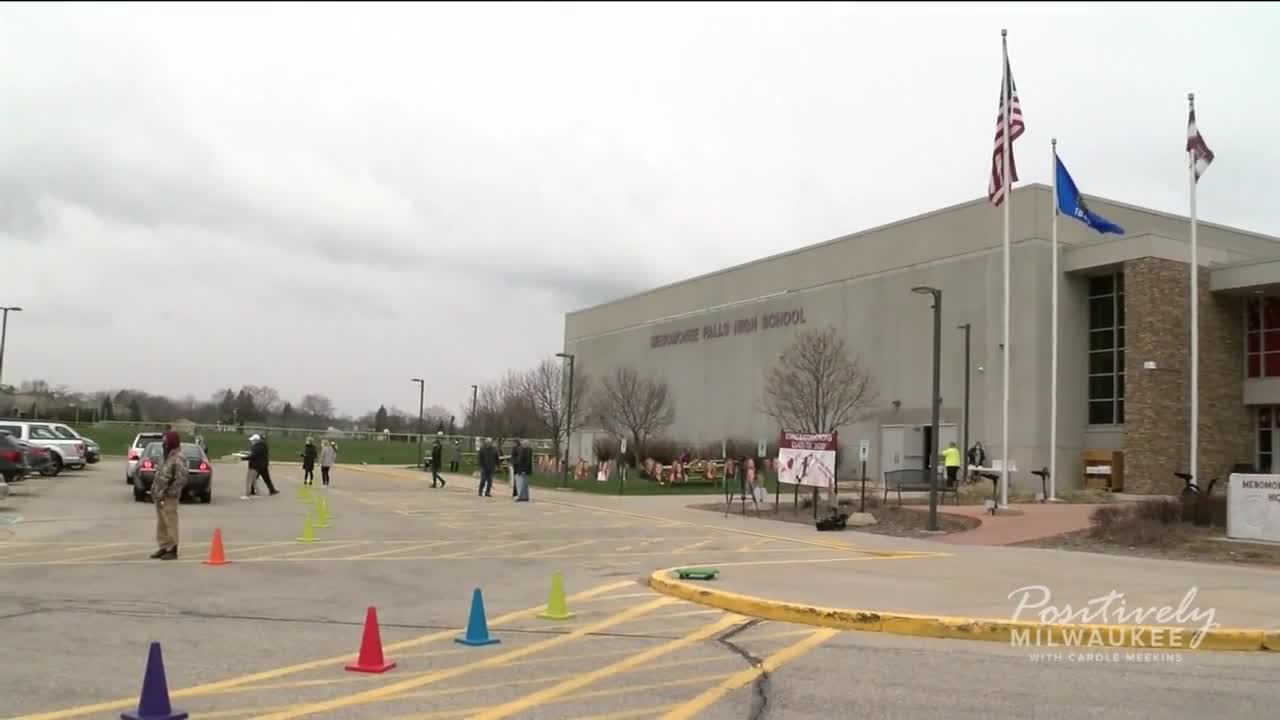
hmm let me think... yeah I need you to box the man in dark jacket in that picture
[430,435,445,488]
[514,441,534,502]
[476,439,498,497]
[246,434,279,497]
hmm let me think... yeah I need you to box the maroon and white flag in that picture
[1186,109,1214,182]
[988,57,1025,207]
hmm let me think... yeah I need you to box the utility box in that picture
[1082,450,1124,492]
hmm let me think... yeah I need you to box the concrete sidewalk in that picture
[538,491,1280,632]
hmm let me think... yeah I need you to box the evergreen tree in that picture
[374,405,389,432]
[99,397,114,421]
[128,397,143,422]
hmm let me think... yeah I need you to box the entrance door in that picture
[1258,408,1277,473]
[879,426,906,475]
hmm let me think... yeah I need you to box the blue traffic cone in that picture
[122,642,188,720]
[454,588,500,647]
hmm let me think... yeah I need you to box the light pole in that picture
[912,287,942,532]
[957,322,972,484]
[411,378,425,469]
[556,352,576,489]
[0,306,23,390]
[470,384,479,451]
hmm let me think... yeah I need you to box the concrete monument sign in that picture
[1227,473,1280,543]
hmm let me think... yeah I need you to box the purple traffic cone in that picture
[121,642,188,720]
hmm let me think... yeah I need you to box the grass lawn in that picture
[74,424,435,466]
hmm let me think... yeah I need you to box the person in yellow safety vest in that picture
[942,442,963,488]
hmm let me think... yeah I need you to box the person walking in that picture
[514,439,533,502]
[150,431,187,560]
[509,439,521,497]
[242,434,279,499]
[430,434,446,488]
[942,441,963,488]
[449,438,462,472]
[320,439,336,487]
[257,433,279,495]
[477,438,498,497]
[301,437,318,486]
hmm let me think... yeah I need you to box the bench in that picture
[882,468,960,507]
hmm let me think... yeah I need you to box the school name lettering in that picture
[650,308,807,349]
[1242,479,1280,490]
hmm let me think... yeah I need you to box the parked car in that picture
[0,431,24,484]
[16,440,52,477]
[126,432,165,484]
[49,424,100,464]
[132,442,213,503]
[0,421,87,476]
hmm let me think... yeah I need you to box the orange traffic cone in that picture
[346,607,396,673]
[202,528,230,566]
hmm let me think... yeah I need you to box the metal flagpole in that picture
[1000,28,1011,508]
[1049,138,1059,501]
[1188,92,1200,489]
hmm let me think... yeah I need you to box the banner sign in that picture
[777,432,838,489]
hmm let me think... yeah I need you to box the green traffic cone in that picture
[296,512,316,543]
[538,570,575,620]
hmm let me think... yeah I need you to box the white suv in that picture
[0,421,87,476]
[126,432,165,484]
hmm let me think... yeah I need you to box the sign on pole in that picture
[859,440,869,463]
[757,438,767,458]
[777,432,838,490]
[620,437,628,455]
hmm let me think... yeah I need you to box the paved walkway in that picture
[905,502,1101,545]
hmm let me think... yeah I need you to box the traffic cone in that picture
[121,641,187,720]
[202,528,230,566]
[538,571,575,620]
[345,606,396,674]
[296,512,315,543]
[296,484,310,500]
[455,588,500,646]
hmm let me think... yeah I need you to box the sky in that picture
[2,2,1278,417]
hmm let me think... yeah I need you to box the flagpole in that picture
[1188,92,1199,489]
[1000,28,1011,509]
[1049,137,1058,502]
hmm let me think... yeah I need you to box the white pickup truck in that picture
[0,420,87,476]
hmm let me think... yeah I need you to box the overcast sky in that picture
[2,2,1277,417]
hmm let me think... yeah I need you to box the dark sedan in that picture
[132,442,213,504]
[0,430,51,481]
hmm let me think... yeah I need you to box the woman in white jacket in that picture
[319,440,337,487]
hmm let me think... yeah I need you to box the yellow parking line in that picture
[527,539,596,557]
[11,580,636,720]
[52,546,154,563]
[434,540,533,560]
[657,628,839,720]
[464,613,745,720]
[347,541,454,560]
[671,539,714,555]
[565,706,680,720]
[249,597,678,720]
[273,542,369,559]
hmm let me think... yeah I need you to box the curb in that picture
[648,567,1279,652]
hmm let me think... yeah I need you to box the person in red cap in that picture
[150,431,188,560]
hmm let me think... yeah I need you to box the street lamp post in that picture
[912,287,942,532]
[470,384,479,451]
[411,378,425,469]
[957,322,972,484]
[0,306,23,390]
[556,352,576,489]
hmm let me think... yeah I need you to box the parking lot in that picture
[3,461,1278,720]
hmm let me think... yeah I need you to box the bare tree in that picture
[521,357,591,462]
[592,366,675,462]
[299,393,335,418]
[473,372,540,447]
[760,326,875,434]
[242,385,283,416]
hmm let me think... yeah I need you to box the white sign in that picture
[1227,473,1280,543]
[777,432,837,489]
[858,441,869,463]
[757,439,767,457]
[620,437,628,454]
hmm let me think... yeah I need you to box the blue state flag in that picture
[1055,155,1124,235]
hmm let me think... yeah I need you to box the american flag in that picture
[1186,109,1214,182]
[988,58,1025,207]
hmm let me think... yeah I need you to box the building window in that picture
[1246,297,1280,378]
[1088,272,1125,425]
[1259,408,1273,473]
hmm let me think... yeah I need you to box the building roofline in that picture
[566,183,1280,318]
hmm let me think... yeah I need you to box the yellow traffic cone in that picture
[538,570,575,620]
[296,512,316,543]
[314,498,330,529]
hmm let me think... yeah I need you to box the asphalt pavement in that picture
[0,461,1275,719]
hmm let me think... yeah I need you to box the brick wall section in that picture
[1123,257,1251,494]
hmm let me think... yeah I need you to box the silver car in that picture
[0,421,87,476]
[126,432,165,484]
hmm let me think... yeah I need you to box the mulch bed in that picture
[686,499,979,538]
[1017,525,1280,568]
